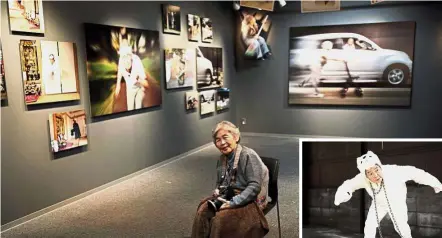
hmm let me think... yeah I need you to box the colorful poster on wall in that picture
[196,46,223,91]
[301,0,341,13]
[199,89,215,115]
[288,21,416,107]
[1,41,7,101]
[188,14,201,42]
[201,18,213,43]
[239,1,275,12]
[8,0,45,34]
[165,48,195,89]
[84,23,162,117]
[162,4,181,35]
[235,8,272,70]
[216,88,230,111]
[185,91,199,111]
[49,109,87,153]
[19,40,80,105]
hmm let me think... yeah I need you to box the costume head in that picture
[357,151,383,184]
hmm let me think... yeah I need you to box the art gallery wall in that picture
[1,1,236,225]
[235,2,442,138]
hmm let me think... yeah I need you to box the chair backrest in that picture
[260,156,279,203]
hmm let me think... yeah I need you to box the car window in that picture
[355,39,375,51]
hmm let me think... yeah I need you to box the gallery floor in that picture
[1,135,299,237]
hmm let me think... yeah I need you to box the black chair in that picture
[261,156,281,238]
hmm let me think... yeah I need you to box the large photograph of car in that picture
[196,46,223,91]
[288,21,416,107]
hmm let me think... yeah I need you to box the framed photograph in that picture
[239,1,275,12]
[188,14,201,42]
[8,0,45,34]
[371,0,385,4]
[19,40,80,105]
[235,8,272,70]
[216,88,230,111]
[196,46,223,91]
[49,109,87,153]
[84,23,162,117]
[162,4,181,35]
[301,0,341,13]
[165,48,195,90]
[185,91,199,111]
[199,90,215,115]
[288,21,416,107]
[1,41,7,101]
[201,17,213,43]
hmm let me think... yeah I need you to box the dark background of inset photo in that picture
[289,21,416,61]
[302,141,442,237]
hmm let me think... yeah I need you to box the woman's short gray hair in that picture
[212,121,241,142]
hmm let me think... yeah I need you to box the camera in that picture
[207,186,235,212]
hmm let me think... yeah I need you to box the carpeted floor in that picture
[1,135,300,238]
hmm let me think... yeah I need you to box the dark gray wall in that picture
[1,1,235,225]
[235,2,442,138]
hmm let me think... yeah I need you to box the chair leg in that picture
[276,200,281,238]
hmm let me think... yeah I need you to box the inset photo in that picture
[300,139,442,238]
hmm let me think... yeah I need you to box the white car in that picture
[196,46,215,86]
[289,33,413,85]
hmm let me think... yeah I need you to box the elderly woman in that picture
[191,121,270,238]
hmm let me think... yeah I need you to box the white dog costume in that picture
[334,151,442,238]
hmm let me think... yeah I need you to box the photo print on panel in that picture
[185,91,199,111]
[1,41,7,101]
[165,48,195,89]
[49,109,87,153]
[288,21,416,107]
[196,46,223,91]
[201,17,213,43]
[188,14,201,42]
[235,7,272,70]
[216,88,230,111]
[84,23,161,117]
[19,40,80,105]
[162,4,181,35]
[199,89,215,115]
[8,0,45,34]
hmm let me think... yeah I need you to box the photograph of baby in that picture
[185,91,199,111]
[216,88,230,111]
[8,0,45,34]
[19,39,80,105]
[165,48,195,89]
[199,89,215,115]
[162,4,181,35]
[49,109,87,153]
[188,14,201,42]
[84,23,162,117]
[201,17,213,43]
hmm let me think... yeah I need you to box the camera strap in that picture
[219,145,243,188]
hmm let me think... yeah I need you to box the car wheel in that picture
[383,64,409,85]
[205,70,213,85]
